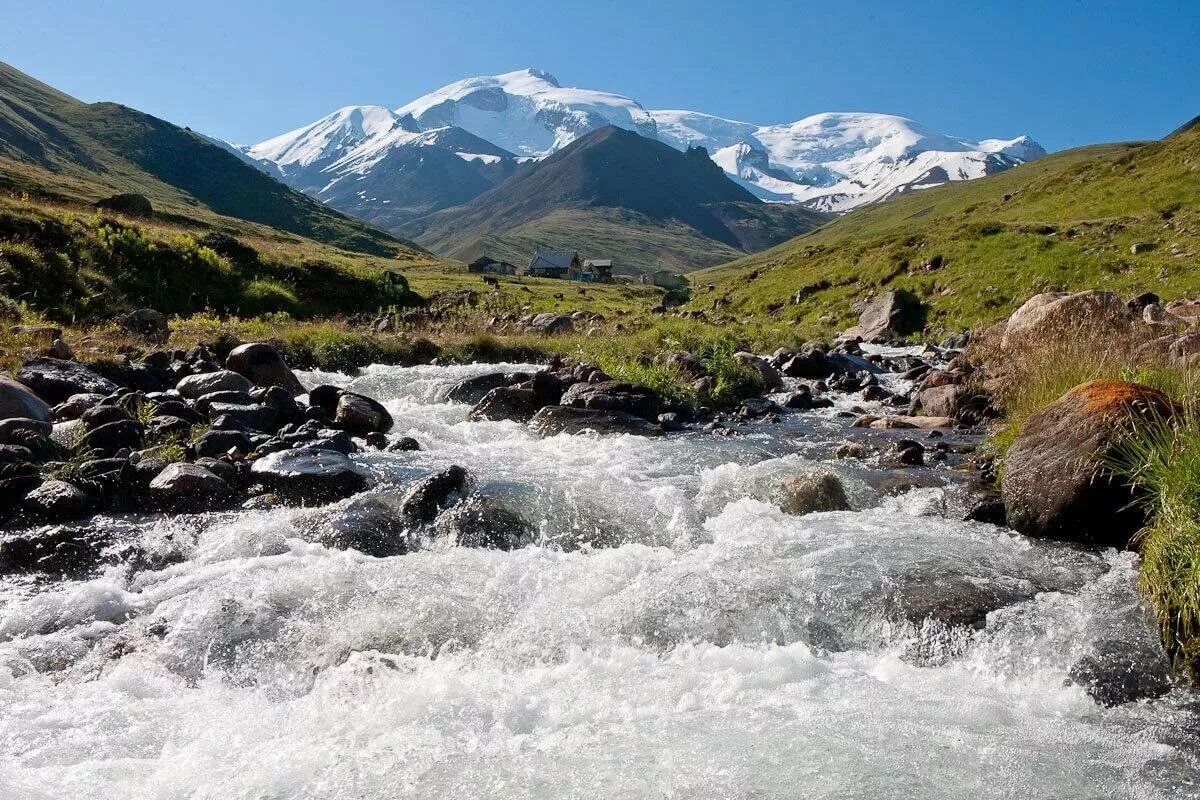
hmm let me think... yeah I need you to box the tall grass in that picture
[1117,407,1200,674]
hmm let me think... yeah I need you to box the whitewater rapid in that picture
[1,362,1196,799]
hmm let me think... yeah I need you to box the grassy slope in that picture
[696,127,1200,334]
[0,60,416,257]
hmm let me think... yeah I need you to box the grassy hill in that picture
[0,60,417,257]
[695,124,1200,334]
[402,126,829,273]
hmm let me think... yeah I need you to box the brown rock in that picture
[1002,379,1174,549]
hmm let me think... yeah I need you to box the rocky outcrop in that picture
[1002,379,1174,548]
[841,290,926,343]
[559,380,663,421]
[1000,291,1132,352]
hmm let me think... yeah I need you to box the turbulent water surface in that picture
[1,361,1198,799]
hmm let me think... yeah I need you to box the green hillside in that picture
[695,124,1200,333]
[0,60,417,257]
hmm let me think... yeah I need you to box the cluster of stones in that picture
[0,343,402,529]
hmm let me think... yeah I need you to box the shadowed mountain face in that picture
[400,126,829,271]
[0,60,414,256]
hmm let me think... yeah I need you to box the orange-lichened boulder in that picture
[1002,379,1174,549]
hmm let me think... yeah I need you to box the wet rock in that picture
[194,430,253,459]
[468,387,538,422]
[529,406,665,437]
[149,463,233,511]
[445,372,510,405]
[560,380,663,421]
[225,343,305,395]
[78,419,143,453]
[51,392,104,421]
[870,415,952,430]
[943,484,1007,526]
[22,479,91,520]
[531,370,564,407]
[387,436,421,452]
[250,448,367,505]
[733,352,783,391]
[0,524,109,576]
[835,441,867,460]
[398,466,471,524]
[775,472,851,516]
[209,402,277,433]
[16,358,119,404]
[780,344,833,378]
[306,384,343,417]
[0,417,52,446]
[176,370,253,400]
[335,393,393,435]
[1067,640,1173,707]
[891,573,1036,629]
[739,397,783,420]
[432,495,534,550]
[841,290,925,343]
[325,493,411,556]
[882,439,925,467]
[1003,379,1174,549]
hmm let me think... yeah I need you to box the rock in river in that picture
[529,406,664,437]
[250,448,367,505]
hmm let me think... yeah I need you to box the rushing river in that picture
[1,361,1198,799]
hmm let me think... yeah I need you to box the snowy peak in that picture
[648,109,1045,211]
[395,68,657,157]
[248,105,410,171]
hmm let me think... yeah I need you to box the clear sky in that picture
[1,0,1196,152]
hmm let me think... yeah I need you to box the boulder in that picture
[529,406,664,437]
[527,312,575,335]
[775,472,851,516]
[194,429,253,459]
[78,419,143,453]
[176,370,253,400]
[387,436,421,452]
[467,387,538,422]
[0,524,109,576]
[325,493,411,556]
[432,495,534,550]
[1002,379,1174,548]
[0,417,52,446]
[22,479,91,520]
[51,392,104,421]
[398,466,471,524]
[16,358,118,404]
[733,352,783,391]
[559,380,663,421]
[1067,639,1173,707]
[121,309,170,341]
[225,343,305,395]
[148,463,233,511]
[334,393,393,435]
[842,290,926,343]
[445,372,510,405]
[250,448,367,505]
[1001,291,1132,352]
[94,192,153,216]
[209,402,277,433]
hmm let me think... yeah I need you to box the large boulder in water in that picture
[325,492,412,557]
[529,406,664,437]
[733,352,783,391]
[432,495,534,550]
[398,466,471,524]
[467,387,538,422]
[250,448,367,505]
[1002,379,1174,549]
[445,372,511,405]
[0,376,52,422]
[226,343,305,395]
[16,358,118,404]
[559,380,663,421]
[334,393,392,435]
[149,463,233,511]
[775,472,851,516]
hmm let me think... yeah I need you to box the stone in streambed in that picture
[529,406,664,437]
[775,472,851,516]
[250,448,367,505]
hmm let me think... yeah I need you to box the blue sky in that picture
[1,0,1196,152]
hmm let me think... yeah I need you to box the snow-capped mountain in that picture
[395,68,657,157]
[654,110,1046,211]
[239,68,1044,228]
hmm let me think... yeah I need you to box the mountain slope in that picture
[694,122,1200,332]
[0,60,416,256]
[400,126,829,272]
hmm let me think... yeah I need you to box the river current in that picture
[1,360,1197,799]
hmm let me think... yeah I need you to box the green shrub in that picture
[239,279,300,317]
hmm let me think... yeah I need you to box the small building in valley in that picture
[526,250,582,279]
[574,259,614,283]
[467,255,518,275]
[640,270,688,290]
